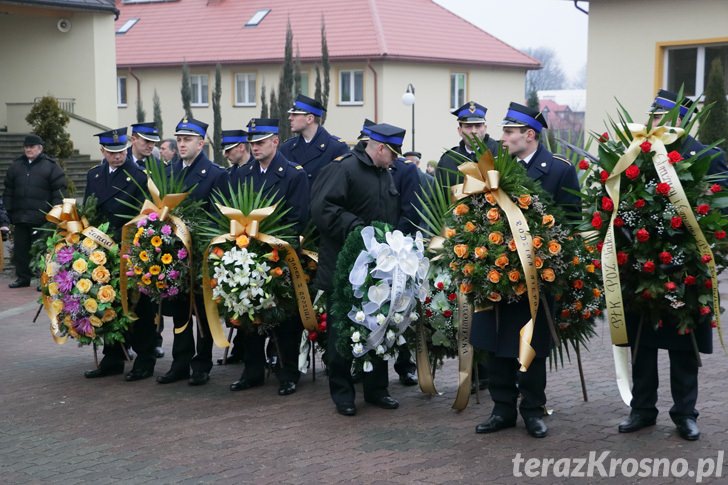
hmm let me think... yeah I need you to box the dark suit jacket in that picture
[279,125,349,185]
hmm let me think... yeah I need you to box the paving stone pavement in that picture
[1,269,727,484]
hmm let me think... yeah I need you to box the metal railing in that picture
[33,97,75,113]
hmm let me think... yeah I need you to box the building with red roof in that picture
[114,0,538,162]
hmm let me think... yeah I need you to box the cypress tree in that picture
[153,89,163,138]
[321,17,330,124]
[698,58,728,152]
[260,84,269,118]
[181,62,193,119]
[314,65,322,105]
[212,63,223,164]
[277,20,294,140]
[270,88,278,121]
[294,45,302,96]
[136,99,146,123]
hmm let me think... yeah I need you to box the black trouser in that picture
[11,223,38,282]
[238,316,303,384]
[630,346,699,422]
[98,342,126,370]
[487,354,546,420]
[129,294,159,373]
[168,293,213,375]
[394,346,416,376]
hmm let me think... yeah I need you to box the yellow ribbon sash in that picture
[452,293,474,410]
[119,179,192,317]
[202,203,317,349]
[451,152,540,372]
[44,199,117,343]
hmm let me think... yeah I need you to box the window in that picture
[450,73,466,109]
[235,73,256,106]
[246,9,271,27]
[297,72,309,96]
[190,74,209,106]
[339,70,363,104]
[116,18,139,35]
[117,76,127,107]
[665,44,728,97]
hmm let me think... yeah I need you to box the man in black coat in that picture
[83,128,154,380]
[436,101,500,189]
[126,122,161,169]
[3,134,66,288]
[617,90,727,441]
[222,118,310,396]
[311,123,405,416]
[156,117,226,386]
[472,103,580,438]
[280,94,349,185]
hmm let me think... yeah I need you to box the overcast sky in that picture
[434,0,589,83]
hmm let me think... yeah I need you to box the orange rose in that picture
[462,263,475,276]
[514,283,527,296]
[572,256,580,265]
[487,269,501,284]
[494,254,509,269]
[534,256,544,269]
[236,234,250,248]
[574,301,583,311]
[547,240,562,255]
[445,228,457,239]
[541,268,556,282]
[474,246,488,259]
[459,282,473,294]
[102,308,116,322]
[507,239,517,252]
[488,231,504,245]
[508,270,521,283]
[542,214,555,228]
[453,244,469,258]
[572,279,584,290]
[210,278,217,289]
[270,267,284,277]
[449,262,459,271]
[453,203,470,216]
[212,246,225,258]
[485,193,497,205]
[486,208,500,223]
[517,194,532,209]
[582,311,592,320]
[585,245,596,254]
[97,285,116,304]
[487,292,502,302]
[532,236,543,249]
[464,221,477,233]
[585,264,595,273]
[593,288,602,298]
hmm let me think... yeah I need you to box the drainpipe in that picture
[128,67,142,115]
[573,0,588,14]
[367,59,378,122]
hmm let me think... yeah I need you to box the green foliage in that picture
[260,84,269,118]
[153,89,163,139]
[269,88,278,120]
[314,65,323,108]
[136,98,146,123]
[25,96,73,159]
[212,63,223,165]
[181,62,193,120]
[526,90,539,110]
[698,58,728,152]
[414,174,453,238]
[294,45,302,96]
[277,20,294,140]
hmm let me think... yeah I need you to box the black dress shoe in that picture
[278,381,297,396]
[156,369,189,384]
[125,369,153,381]
[8,279,30,289]
[154,347,165,359]
[675,417,700,441]
[618,414,656,433]
[84,366,124,378]
[336,403,357,416]
[523,416,548,438]
[365,395,399,409]
[189,371,210,386]
[229,377,264,391]
[398,372,418,386]
[475,415,516,434]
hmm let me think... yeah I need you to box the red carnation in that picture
[659,251,673,264]
[561,309,571,319]
[667,151,683,164]
[578,159,590,170]
[443,309,453,318]
[436,281,444,290]
[700,306,711,316]
[596,242,604,252]
[593,259,602,269]
[711,184,722,193]
[591,212,603,229]
[642,260,655,273]
[600,170,610,183]
[641,290,652,300]
[625,165,640,180]
[614,217,625,228]
[599,132,609,143]
[712,320,718,328]
[634,199,646,209]
[601,197,614,211]
[640,141,652,153]
[318,320,327,332]
[656,183,671,196]
[670,216,683,229]
[424,296,432,304]
[308,331,318,341]
[684,275,697,285]
[664,281,677,292]
[425,309,433,318]
[636,228,650,243]
[705,279,713,289]
[447,293,457,302]
[617,252,628,266]
[702,254,713,263]
[716,230,727,240]
[696,204,710,215]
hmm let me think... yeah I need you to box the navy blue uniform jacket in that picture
[279,125,349,185]
[167,151,226,212]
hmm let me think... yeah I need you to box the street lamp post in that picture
[401,83,415,152]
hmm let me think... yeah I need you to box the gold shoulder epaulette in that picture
[553,155,572,165]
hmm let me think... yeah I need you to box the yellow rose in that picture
[90,315,103,327]
[149,265,161,275]
[47,282,59,296]
[54,242,67,253]
[92,266,111,284]
[82,237,98,251]
[585,264,595,273]
[161,253,173,264]
[72,258,88,273]
[89,250,107,266]
[97,285,116,303]
[46,262,59,277]
[69,233,80,244]
[102,308,116,322]
[76,278,93,293]
[236,234,250,248]
[139,251,149,262]
[84,298,98,313]
[51,299,64,314]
